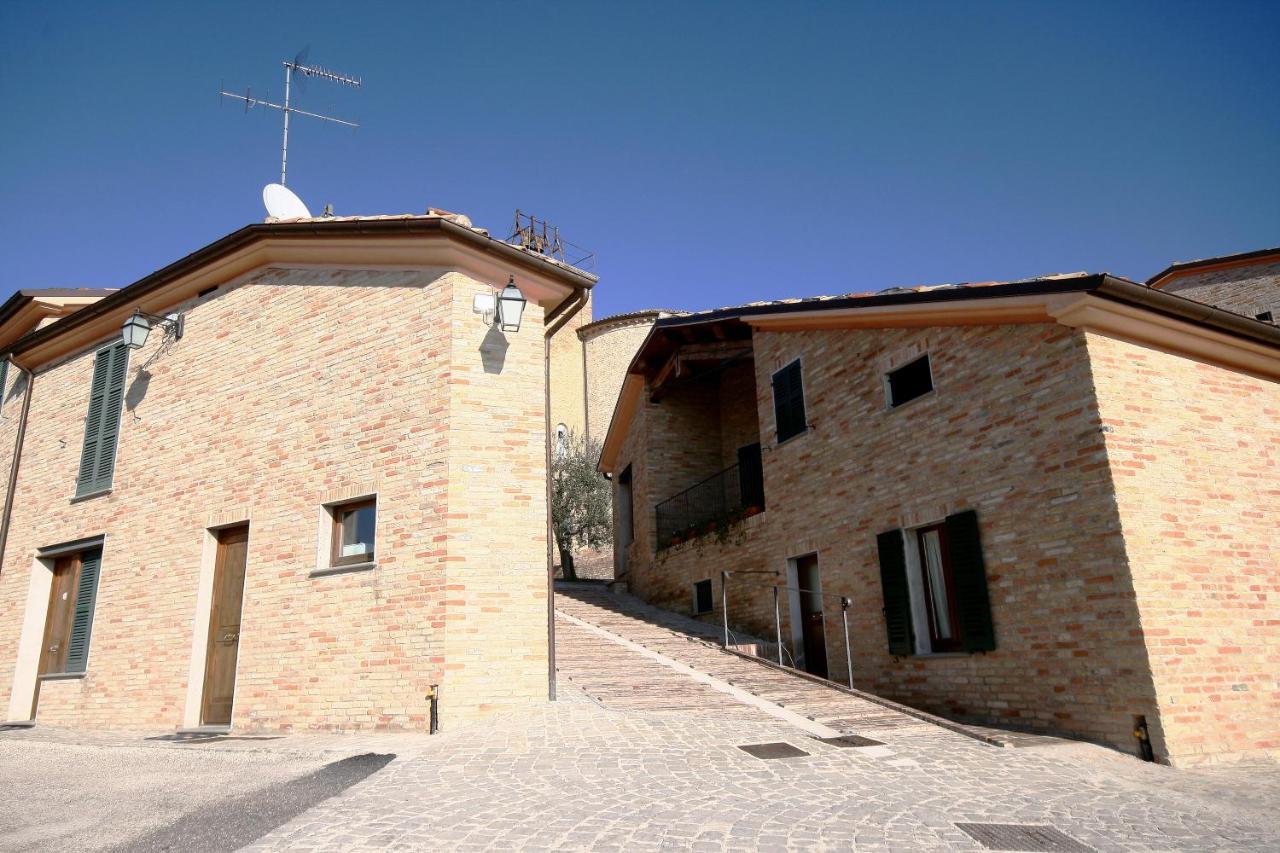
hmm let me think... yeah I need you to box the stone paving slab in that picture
[241,694,1280,851]
[238,585,1280,851]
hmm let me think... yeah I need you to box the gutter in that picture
[542,284,591,702]
[0,361,34,576]
[1094,275,1280,347]
[3,218,597,362]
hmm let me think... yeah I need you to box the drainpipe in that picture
[543,286,589,702]
[0,359,34,577]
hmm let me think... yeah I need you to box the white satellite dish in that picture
[262,183,312,219]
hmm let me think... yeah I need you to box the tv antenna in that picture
[220,47,361,186]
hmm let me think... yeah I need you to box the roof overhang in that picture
[596,274,1280,474]
[4,218,597,370]
[0,291,114,353]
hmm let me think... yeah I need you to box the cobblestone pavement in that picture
[242,584,1280,852]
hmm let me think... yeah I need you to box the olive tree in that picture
[551,429,612,581]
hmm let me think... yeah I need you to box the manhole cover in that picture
[738,742,809,760]
[816,734,885,748]
[955,823,1092,852]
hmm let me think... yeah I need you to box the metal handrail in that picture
[720,570,855,689]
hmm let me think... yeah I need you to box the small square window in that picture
[331,498,376,567]
[1256,311,1273,323]
[693,579,714,615]
[886,355,933,408]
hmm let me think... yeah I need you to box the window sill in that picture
[69,488,112,504]
[885,389,936,413]
[774,427,810,449]
[310,561,377,578]
[39,671,87,681]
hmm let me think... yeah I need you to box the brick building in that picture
[1147,245,1279,324]
[599,272,1279,766]
[0,212,596,733]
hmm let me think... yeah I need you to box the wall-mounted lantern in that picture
[496,276,527,333]
[121,308,184,350]
[471,276,528,333]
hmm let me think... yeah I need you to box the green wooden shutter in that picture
[786,362,806,435]
[0,358,8,409]
[945,510,996,652]
[65,548,103,673]
[876,529,914,656]
[76,343,128,496]
[772,361,807,442]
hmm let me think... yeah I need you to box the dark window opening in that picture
[693,579,714,615]
[1256,311,1274,323]
[771,360,807,443]
[886,354,933,408]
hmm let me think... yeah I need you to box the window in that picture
[915,523,960,652]
[76,342,129,497]
[886,354,933,408]
[692,579,714,615]
[331,498,376,567]
[0,357,8,411]
[875,510,995,655]
[771,360,807,443]
[1257,311,1274,323]
[555,423,569,457]
[39,547,103,676]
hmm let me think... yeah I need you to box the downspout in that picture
[0,359,34,576]
[543,286,589,702]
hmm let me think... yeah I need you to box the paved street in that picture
[3,582,1278,851]
[244,583,1280,851]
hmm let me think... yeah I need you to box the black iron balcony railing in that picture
[655,445,765,548]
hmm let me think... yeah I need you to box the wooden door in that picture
[201,525,249,726]
[797,555,828,679]
[39,555,81,675]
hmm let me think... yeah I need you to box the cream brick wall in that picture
[548,292,591,438]
[1086,332,1280,765]
[0,264,553,732]
[582,317,655,443]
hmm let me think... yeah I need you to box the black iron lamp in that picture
[495,276,527,333]
[121,308,184,350]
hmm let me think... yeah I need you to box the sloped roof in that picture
[1148,246,1280,287]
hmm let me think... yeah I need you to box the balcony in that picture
[655,445,764,548]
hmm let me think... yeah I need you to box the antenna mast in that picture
[220,49,361,186]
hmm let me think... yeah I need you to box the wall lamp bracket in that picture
[121,309,184,350]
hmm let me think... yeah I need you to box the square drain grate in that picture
[955,823,1092,852]
[738,742,809,760]
[816,734,885,748]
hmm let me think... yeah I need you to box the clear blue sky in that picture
[2,1,1277,316]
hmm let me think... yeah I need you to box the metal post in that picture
[280,62,292,185]
[773,585,783,665]
[841,596,853,688]
[721,571,729,648]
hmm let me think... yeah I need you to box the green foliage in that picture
[551,429,612,580]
